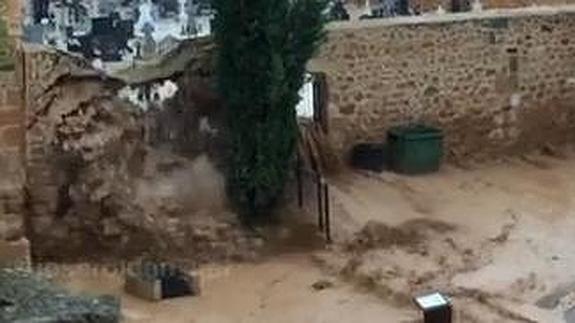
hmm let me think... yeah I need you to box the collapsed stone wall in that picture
[311,7,575,162]
[130,39,225,163]
[24,46,143,259]
[24,44,260,263]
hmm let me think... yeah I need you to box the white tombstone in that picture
[472,0,483,12]
[364,0,372,14]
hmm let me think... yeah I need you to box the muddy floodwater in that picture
[49,255,417,323]
[40,150,575,323]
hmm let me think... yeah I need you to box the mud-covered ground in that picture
[42,148,575,322]
[48,255,416,323]
[321,147,575,322]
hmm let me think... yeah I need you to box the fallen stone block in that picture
[125,261,200,301]
[125,270,162,301]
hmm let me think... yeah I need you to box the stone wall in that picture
[311,6,575,162]
[0,69,24,242]
[353,0,575,14]
[0,0,28,267]
[476,0,575,10]
[0,0,25,243]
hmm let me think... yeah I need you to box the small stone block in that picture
[124,271,162,302]
[125,262,199,301]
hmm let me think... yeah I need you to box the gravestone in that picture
[565,306,575,323]
[329,1,350,21]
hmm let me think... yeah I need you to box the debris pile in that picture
[25,43,260,263]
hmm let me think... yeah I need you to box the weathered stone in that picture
[30,216,53,233]
[0,238,30,268]
[102,218,122,237]
[0,108,21,127]
[0,125,21,147]
[5,87,22,107]
[0,215,23,241]
[340,103,356,115]
[3,197,22,214]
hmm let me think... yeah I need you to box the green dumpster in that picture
[388,124,443,174]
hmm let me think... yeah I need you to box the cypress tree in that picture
[212,0,327,219]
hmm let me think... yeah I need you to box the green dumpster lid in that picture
[389,124,442,140]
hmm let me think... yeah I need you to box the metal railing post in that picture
[324,182,331,243]
[297,154,303,209]
[317,173,324,231]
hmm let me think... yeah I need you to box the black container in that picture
[423,304,452,323]
[414,292,452,323]
[351,143,389,172]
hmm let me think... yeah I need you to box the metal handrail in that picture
[294,158,332,243]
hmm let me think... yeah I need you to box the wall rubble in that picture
[23,43,260,263]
